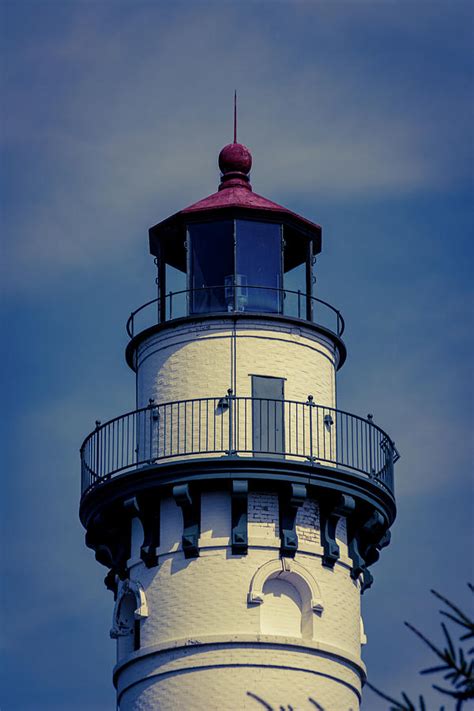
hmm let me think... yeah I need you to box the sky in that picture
[1,1,473,709]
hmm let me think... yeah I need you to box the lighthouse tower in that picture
[80,138,398,711]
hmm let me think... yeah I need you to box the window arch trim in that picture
[247,558,324,613]
[110,579,148,639]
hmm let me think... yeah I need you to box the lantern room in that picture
[149,141,322,323]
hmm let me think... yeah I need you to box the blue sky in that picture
[1,1,473,709]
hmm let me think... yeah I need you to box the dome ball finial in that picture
[218,143,252,176]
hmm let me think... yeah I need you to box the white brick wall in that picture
[117,491,363,710]
[135,319,338,464]
[136,318,337,409]
[248,492,279,540]
[118,644,362,711]
[296,499,320,545]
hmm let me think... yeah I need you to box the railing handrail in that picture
[80,395,397,497]
[126,285,345,339]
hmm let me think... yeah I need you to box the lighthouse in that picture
[80,136,398,710]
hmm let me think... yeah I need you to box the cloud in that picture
[2,1,472,290]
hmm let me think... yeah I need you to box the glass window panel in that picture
[189,221,234,314]
[165,264,187,319]
[284,262,306,319]
[235,220,282,313]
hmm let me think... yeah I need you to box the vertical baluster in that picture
[350,415,354,471]
[177,401,181,456]
[198,400,201,453]
[235,398,239,454]
[329,408,334,462]
[244,398,248,452]
[132,411,136,465]
[357,418,361,472]
[183,400,187,454]
[295,402,299,455]
[94,421,100,480]
[316,403,320,462]
[163,405,167,457]
[227,389,234,455]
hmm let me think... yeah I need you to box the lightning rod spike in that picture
[234,90,237,144]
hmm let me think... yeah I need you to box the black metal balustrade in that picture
[126,286,345,339]
[80,396,398,497]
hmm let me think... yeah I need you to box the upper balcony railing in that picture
[80,395,398,497]
[126,285,345,339]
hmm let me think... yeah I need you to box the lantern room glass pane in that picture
[284,262,306,319]
[235,220,282,313]
[190,221,234,314]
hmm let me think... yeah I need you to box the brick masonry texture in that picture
[118,490,363,710]
[136,318,337,409]
[118,648,361,710]
[114,320,361,709]
[248,492,279,539]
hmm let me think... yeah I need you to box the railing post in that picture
[169,292,173,320]
[227,388,235,455]
[367,413,374,476]
[148,399,155,463]
[95,420,101,478]
[297,289,301,319]
[389,441,397,492]
[306,240,313,321]
[306,395,315,463]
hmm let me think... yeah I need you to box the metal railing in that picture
[126,285,345,339]
[80,395,398,496]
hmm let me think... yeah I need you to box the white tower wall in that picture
[111,319,366,710]
[136,318,338,408]
[115,490,365,710]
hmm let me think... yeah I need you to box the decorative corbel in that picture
[320,494,356,568]
[361,567,374,593]
[85,511,131,582]
[104,569,118,598]
[231,480,248,554]
[359,511,387,567]
[279,483,307,557]
[136,494,161,568]
[173,484,200,559]
[347,529,366,581]
[348,510,387,582]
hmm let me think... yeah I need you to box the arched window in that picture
[261,578,303,638]
[248,558,324,641]
[116,591,140,656]
[110,579,148,659]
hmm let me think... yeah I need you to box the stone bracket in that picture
[231,480,248,554]
[348,530,366,581]
[136,494,161,568]
[85,506,133,583]
[348,510,389,590]
[320,494,356,568]
[279,483,307,557]
[173,484,200,559]
[104,569,118,598]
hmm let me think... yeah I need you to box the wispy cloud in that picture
[2,2,472,290]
